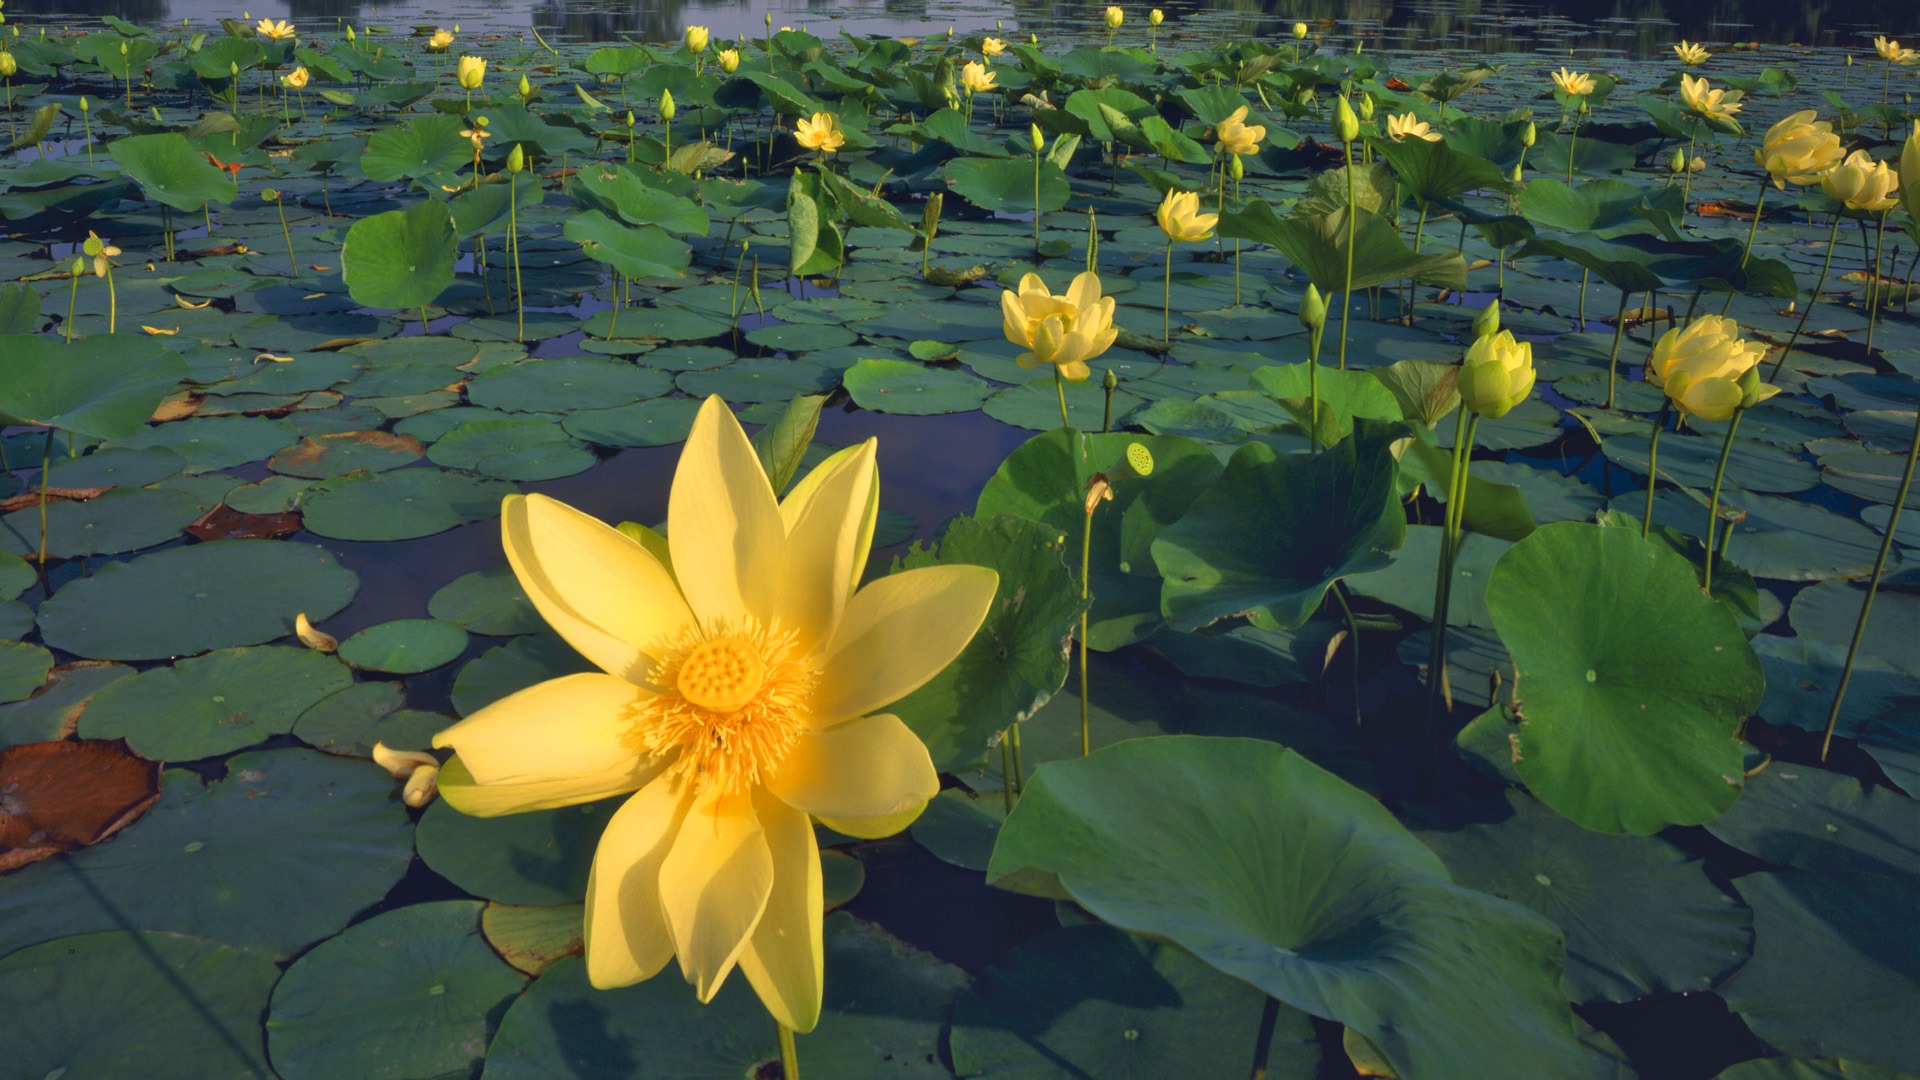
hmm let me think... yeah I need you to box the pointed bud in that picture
[1669,146,1686,173]
[1511,161,1523,183]
[1230,153,1243,180]
[1300,283,1327,332]
[507,144,525,173]
[1030,122,1044,152]
[1332,95,1359,143]
[519,73,532,99]
[1472,299,1500,340]
[1521,120,1536,147]
[1292,22,1308,39]
[660,88,675,121]
[1738,365,1780,409]
[1357,93,1375,121]
[78,95,88,112]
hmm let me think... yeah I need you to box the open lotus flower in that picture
[1876,36,1919,65]
[1001,270,1119,381]
[795,111,845,154]
[1645,315,1769,421]
[981,36,1006,57]
[1156,189,1218,243]
[1679,74,1741,123]
[433,397,997,1032]
[1551,67,1595,97]
[426,28,454,51]
[457,54,487,90]
[1755,109,1844,188]
[1673,40,1711,65]
[1821,149,1901,212]
[1458,330,1535,419]
[255,17,295,40]
[281,66,309,90]
[1385,112,1441,142]
[961,60,996,94]
[1215,105,1265,155]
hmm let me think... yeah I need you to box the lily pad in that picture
[429,565,544,636]
[336,618,470,674]
[78,646,353,763]
[844,357,995,415]
[415,794,616,906]
[299,468,516,542]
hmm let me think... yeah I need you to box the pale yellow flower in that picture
[981,36,1006,57]
[1755,109,1845,189]
[1459,331,1535,419]
[1552,66,1595,97]
[281,65,309,90]
[1673,41,1711,65]
[1678,74,1741,123]
[1875,36,1919,64]
[1000,271,1119,381]
[1292,22,1309,40]
[255,17,295,40]
[717,48,740,73]
[434,397,996,1033]
[1646,315,1769,421]
[1104,6,1124,29]
[1149,9,1164,26]
[457,54,486,91]
[1156,189,1218,243]
[1820,149,1901,212]
[960,60,996,94]
[426,27,454,51]
[1385,112,1441,142]
[795,111,845,154]
[1901,122,1920,221]
[685,25,710,54]
[1215,105,1265,155]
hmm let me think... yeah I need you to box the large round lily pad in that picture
[336,618,470,674]
[299,467,516,542]
[415,794,615,905]
[37,540,359,661]
[77,646,354,762]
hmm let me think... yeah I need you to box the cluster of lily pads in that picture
[0,9,1917,1080]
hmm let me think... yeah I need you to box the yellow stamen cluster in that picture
[631,619,817,794]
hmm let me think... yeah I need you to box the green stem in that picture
[777,1022,801,1080]
[1248,996,1282,1080]
[1770,212,1843,381]
[1721,180,1769,316]
[1078,504,1094,756]
[1424,409,1477,731]
[64,270,78,344]
[1330,581,1362,725]
[1703,407,1744,593]
[278,201,296,277]
[36,426,53,568]
[1566,111,1579,183]
[1866,209,1892,358]
[1603,289,1629,408]
[509,182,525,343]
[1642,405,1669,539]
[1006,721,1024,795]
[105,268,116,336]
[1162,238,1173,348]
[1033,150,1042,261]
[1053,366,1070,430]
[1338,140,1356,370]
[1307,324,1323,454]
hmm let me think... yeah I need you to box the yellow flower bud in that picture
[1755,109,1845,189]
[1521,120,1536,147]
[661,88,675,121]
[1458,330,1535,419]
[1156,189,1218,243]
[1030,122,1045,153]
[717,47,740,73]
[1333,94,1359,143]
[685,25,710,54]
[1292,22,1308,40]
[0,53,15,77]
[507,144,525,173]
[1149,9,1163,25]
[1103,6,1124,29]
[1299,283,1327,332]
[457,54,486,91]
[518,73,532,99]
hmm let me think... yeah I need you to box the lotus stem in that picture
[1331,582,1362,726]
[1424,409,1478,734]
[1078,500,1095,756]
[1604,289,1629,408]
[1866,209,1892,358]
[1681,121,1699,207]
[1006,721,1024,795]
[1771,212,1843,381]
[1033,150,1042,261]
[777,1021,801,1080]
[1000,737,1015,813]
[1577,269,1590,327]
[1233,171,1243,306]
[105,267,115,335]
[509,182,525,343]
[277,199,296,277]
[1248,995,1283,1080]
[1703,407,1744,593]
[1720,180,1768,316]
[1338,139,1356,370]
[64,267,78,344]
[1053,367,1071,430]
[1162,237,1173,346]
[1641,403,1670,539]
[36,427,53,567]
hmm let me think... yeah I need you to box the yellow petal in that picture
[504,494,694,683]
[669,396,785,627]
[660,787,773,1001]
[779,441,880,599]
[811,564,998,724]
[1064,270,1101,315]
[584,777,693,988]
[1000,287,1032,348]
[776,439,876,652]
[767,712,938,822]
[435,751,664,817]
[432,672,651,789]
[818,804,930,840]
[737,787,824,1032]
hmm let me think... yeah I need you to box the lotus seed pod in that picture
[1125,440,1154,477]
[1333,95,1359,144]
[82,234,103,258]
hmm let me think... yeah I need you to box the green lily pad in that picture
[450,633,594,717]
[843,357,995,415]
[416,793,615,906]
[466,357,674,414]
[1713,1060,1920,1080]
[425,419,599,482]
[429,565,544,636]
[482,902,585,976]
[1485,522,1763,834]
[1346,525,1510,628]
[1704,762,1920,880]
[982,376,1145,432]
[109,132,239,212]
[0,661,137,750]
[342,200,459,313]
[1789,581,1920,677]
[987,736,1599,1078]
[0,748,414,958]
[267,430,425,479]
[266,900,528,1080]
[300,467,516,542]
[336,618,469,674]
[77,646,353,763]
[109,415,300,473]
[910,786,1009,872]
[0,641,52,706]
[290,679,406,755]
[0,333,188,441]
[676,357,838,403]
[561,396,703,447]
[0,485,210,559]
[0,932,278,1080]
[37,539,358,661]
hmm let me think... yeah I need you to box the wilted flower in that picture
[1755,109,1845,188]
[457,54,486,91]
[685,25,709,53]
[1001,271,1119,381]
[1215,105,1265,155]
[1156,190,1217,243]
[1385,112,1441,142]
[1646,315,1769,421]
[1458,330,1535,419]
[83,231,119,278]
[1552,67,1596,97]
[255,17,294,40]
[1820,149,1900,212]
[795,111,845,154]
[1679,74,1741,123]
[960,60,996,93]
[717,48,740,73]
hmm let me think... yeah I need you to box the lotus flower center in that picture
[677,637,766,713]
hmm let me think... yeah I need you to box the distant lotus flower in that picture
[1646,315,1769,421]
[1678,74,1741,122]
[1551,67,1595,96]
[1292,22,1308,40]
[1001,271,1118,382]
[1149,9,1163,25]
[1673,40,1710,65]
[0,53,16,78]
[1755,109,1844,188]
[1820,149,1900,212]
[83,230,119,278]
[717,48,740,73]
[795,111,845,154]
[1458,330,1535,419]
[426,27,454,51]
[1385,112,1441,142]
[1103,6,1124,29]
[1215,105,1265,155]
[457,54,486,90]
[960,60,996,93]
[981,36,1006,56]
[686,25,710,53]
[1156,190,1217,243]
[1875,36,1918,65]
[281,65,309,89]
[255,17,295,40]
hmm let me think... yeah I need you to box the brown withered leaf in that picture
[185,504,303,541]
[152,393,204,422]
[0,739,160,873]
[0,487,110,513]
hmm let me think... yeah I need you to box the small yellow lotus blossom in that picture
[1156,190,1217,243]
[981,36,1006,57]
[1820,149,1901,212]
[795,111,845,154]
[960,61,996,94]
[1104,6,1124,29]
[459,124,492,151]
[281,65,309,90]
[1149,9,1163,26]
[1673,40,1710,65]
[1385,112,1442,142]
[1875,36,1919,65]
[433,398,995,1032]
[1458,330,1536,419]
[1678,74,1740,123]
[1215,105,1265,156]
[426,28,454,51]
[1292,22,1309,40]
[1645,315,1769,422]
[717,48,740,73]
[255,17,295,40]
[1001,271,1119,382]
[457,54,486,91]
[1552,67,1596,97]
[1755,109,1845,189]
[686,25,710,53]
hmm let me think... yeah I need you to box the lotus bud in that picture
[1458,330,1536,419]
[82,232,103,258]
[0,53,14,77]
[507,144,525,174]
[1149,9,1163,25]
[372,742,438,779]
[78,95,88,112]
[345,24,354,42]
[685,24,710,54]
[660,88,675,121]
[1737,365,1780,409]
[1333,94,1358,143]
[229,61,239,77]
[1357,93,1375,122]
[295,611,337,651]
[261,187,279,202]
[70,256,84,277]
[1472,299,1500,340]
[717,48,739,73]
[1031,122,1044,153]
[922,191,944,237]
[1103,6,1124,30]
[1292,22,1308,39]
[1030,33,1038,45]
[1511,161,1523,183]
[1521,120,1536,147]
[1230,153,1243,180]
[518,73,532,100]
[624,109,635,128]
[765,12,773,26]
[1104,368,1121,394]
[1669,146,1687,174]
[1299,283,1327,332]
[1900,122,1920,222]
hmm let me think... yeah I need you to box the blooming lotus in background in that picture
[1755,109,1844,188]
[1673,40,1710,65]
[960,60,996,93]
[1875,36,1918,64]
[1458,330,1536,419]
[1385,112,1441,142]
[457,54,486,90]
[1645,315,1770,421]
[1104,6,1124,29]
[1679,74,1741,123]
[1820,149,1900,212]
[1001,271,1119,381]
[255,17,294,39]
[1215,105,1265,155]
[795,112,845,154]
[1156,190,1217,243]
[1552,67,1595,97]
[281,65,308,89]
[717,48,740,73]
[686,25,710,53]
[981,36,1006,56]
[434,397,996,1032]
[426,27,454,51]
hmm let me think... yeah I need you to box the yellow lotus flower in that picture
[981,36,1006,56]
[717,48,740,73]
[1292,22,1308,40]
[426,28,454,51]
[1000,270,1119,381]
[1215,105,1265,155]
[0,53,16,79]
[1821,149,1900,212]
[433,397,996,1032]
[1645,315,1769,422]
[1149,9,1164,26]
[457,54,486,91]
[1551,67,1595,97]
[1458,330,1535,419]
[795,111,845,154]
[960,60,996,94]
[1755,109,1844,189]
[1875,36,1918,64]
[1901,122,1920,221]
[255,17,295,40]
[686,25,710,53]
[1385,112,1441,142]
[281,65,309,90]
[1673,40,1711,65]
[1104,6,1124,29]
[1156,189,1218,243]
[1678,74,1740,123]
